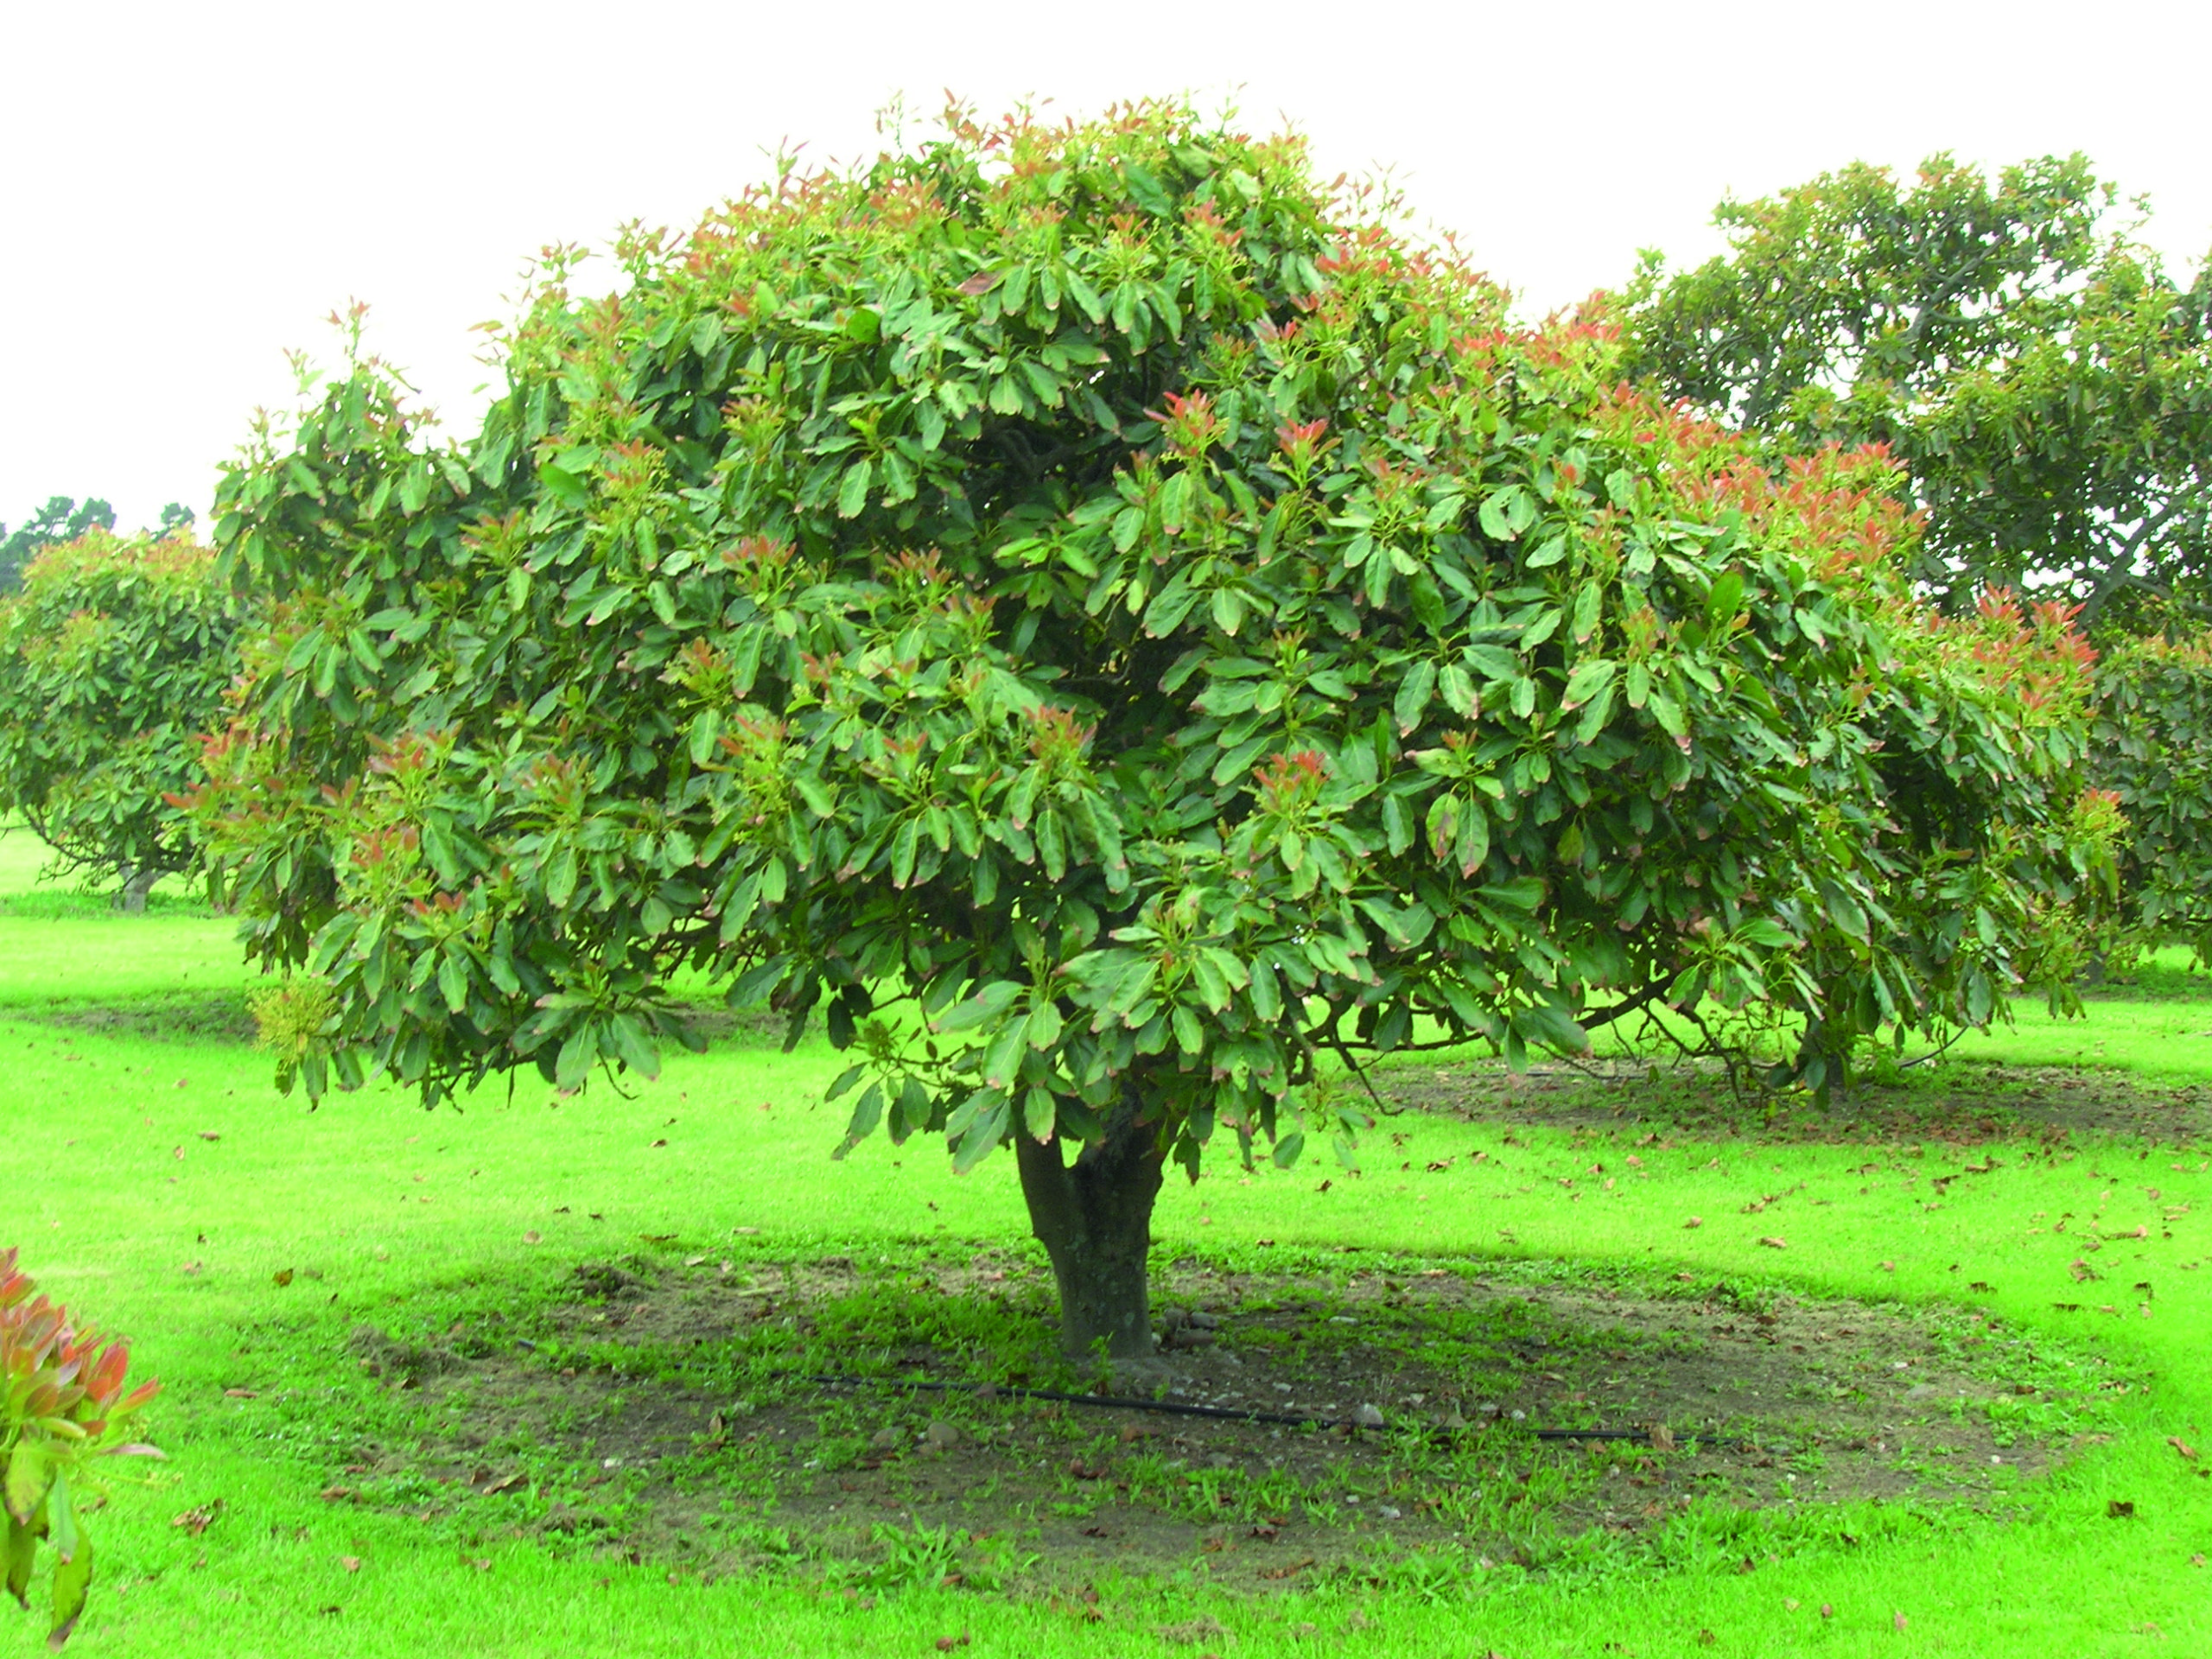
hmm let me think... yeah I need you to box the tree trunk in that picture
[1014,1086,1166,1360]
[115,867,157,913]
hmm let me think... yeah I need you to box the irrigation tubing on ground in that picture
[795,1371,1751,1449]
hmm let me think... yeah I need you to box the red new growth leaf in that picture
[0,1248,161,1645]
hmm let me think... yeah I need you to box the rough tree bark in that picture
[1014,1085,1166,1360]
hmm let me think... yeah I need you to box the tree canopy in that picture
[1617,156,2212,632]
[0,528,236,903]
[188,102,2113,1354]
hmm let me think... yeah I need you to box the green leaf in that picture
[1822,883,1870,944]
[47,1503,88,1649]
[5,1507,39,1611]
[543,847,578,909]
[1478,486,1524,541]
[982,1021,1028,1090]
[1023,1086,1058,1142]
[1560,658,1616,710]
[436,953,469,1015]
[1271,1130,1305,1169]
[606,1015,661,1079]
[3,1444,51,1529]
[1025,1001,1064,1049]
[1394,659,1437,734]
[1440,662,1478,716]
[931,980,1024,1033]
[837,459,874,518]
[952,1097,1008,1173]
[1571,581,1604,643]
[1707,569,1744,625]
[833,1082,884,1159]
[554,1024,599,1090]
[42,1476,77,1572]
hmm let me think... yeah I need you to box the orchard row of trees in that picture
[3,106,2209,1350]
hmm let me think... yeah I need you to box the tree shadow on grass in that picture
[21,989,257,1044]
[306,1245,2114,1596]
[1382,1059,2212,1148]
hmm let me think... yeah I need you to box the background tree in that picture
[2090,630,2212,963]
[188,103,2111,1357]
[2,499,113,594]
[1,499,196,594]
[1616,156,2212,632]
[0,528,236,906]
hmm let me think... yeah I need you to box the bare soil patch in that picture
[331,1249,2115,1590]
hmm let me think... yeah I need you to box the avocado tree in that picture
[0,529,237,906]
[2090,629,2212,963]
[1617,156,2212,632]
[187,103,2111,1356]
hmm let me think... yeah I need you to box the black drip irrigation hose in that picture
[799,1371,1755,1450]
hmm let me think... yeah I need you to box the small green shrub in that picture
[1,1247,162,1649]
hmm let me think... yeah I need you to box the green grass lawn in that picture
[4,823,2211,1656]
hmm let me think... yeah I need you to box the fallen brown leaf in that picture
[2170,1437,2199,1462]
[340,1556,362,1573]
[1758,1236,1788,1250]
[1156,1615,1229,1645]
[170,1503,223,1536]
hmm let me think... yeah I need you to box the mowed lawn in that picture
[4,825,2211,1657]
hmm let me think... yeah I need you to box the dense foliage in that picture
[2091,631,2212,963]
[0,530,238,903]
[189,103,2111,1351]
[1,1248,162,1648]
[1618,156,2212,632]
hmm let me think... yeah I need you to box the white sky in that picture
[4,0,2206,530]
